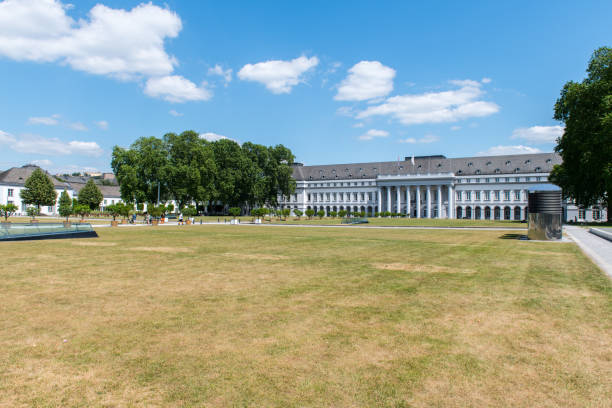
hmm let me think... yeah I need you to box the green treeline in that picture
[111,131,296,212]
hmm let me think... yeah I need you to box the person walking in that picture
[178,213,184,226]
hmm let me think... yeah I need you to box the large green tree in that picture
[550,46,612,217]
[111,136,170,205]
[20,168,57,210]
[111,131,296,212]
[78,179,104,210]
[164,131,216,210]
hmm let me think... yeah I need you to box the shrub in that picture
[305,209,315,219]
[294,209,303,219]
[330,211,338,218]
[338,210,347,218]
[317,209,325,219]
[282,208,291,218]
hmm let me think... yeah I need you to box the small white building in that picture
[0,165,122,216]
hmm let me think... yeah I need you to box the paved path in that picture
[93,221,525,232]
[565,226,612,278]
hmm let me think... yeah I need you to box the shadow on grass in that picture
[499,233,529,240]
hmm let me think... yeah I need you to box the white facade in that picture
[279,154,608,222]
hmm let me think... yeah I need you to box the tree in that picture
[338,209,347,218]
[106,204,121,221]
[228,207,241,219]
[330,211,338,218]
[26,206,39,220]
[0,203,18,221]
[78,179,103,210]
[305,209,315,219]
[294,209,303,219]
[317,209,325,219]
[550,47,612,217]
[73,204,90,221]
[58,190,72,221]
[182,205,197,218]
[20,168,57,211]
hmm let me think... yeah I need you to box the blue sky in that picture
[0,0,610,173]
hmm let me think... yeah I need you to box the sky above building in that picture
[0,0,610,173]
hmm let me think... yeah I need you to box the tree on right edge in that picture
[550,46,612,219]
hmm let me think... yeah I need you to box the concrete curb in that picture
[590,228,612,243]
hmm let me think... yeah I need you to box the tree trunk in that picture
[608,194,611,223]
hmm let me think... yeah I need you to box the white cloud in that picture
[144,75,212,103]
[169,109,183,117]
[335,61,395,101]
[31,159,53,167]
[476,145,542,156]
[511,125,564,144]
[0,1,213,103]
[238,55,319,94]
[208,64,232,85]
[0,130,16,143]
[0,0,181,79]
[199,132,240,144]
[69,122,87,131]
[0,132,103,156]
[450,125,461,131]
[95,120,108,130]
[352,122,365,128]
[28,114,60,125]
[356,79,499,125]
[481,77,492,84]
[358,129,389,141]
[399,134,439,144]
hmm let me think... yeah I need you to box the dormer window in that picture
[476,169,481,175]
[505,160,511,166]
[417,165,422,169]
[535,166,541,172]
[495,168,501,174]
[348,174,352,178]
[525,159,531,164]
[486,161,492,166]
[309,176,313,180]
[546,159,552,164]
[514,168,520,173]
[321,175,325,179]
[457,170,463,175]
[437,163,442,167]
[468,162,473,167]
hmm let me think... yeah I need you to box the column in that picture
[448,184,454,219]
[386,186,391,213]
[426,185,432,219]
[396,186,401,214]
[416,186,421,218]
[480,190,485,219]
[377,188,382,215]
[406,186,411,217]
[437,185,442,219]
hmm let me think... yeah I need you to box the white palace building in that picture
[280,153,608,222]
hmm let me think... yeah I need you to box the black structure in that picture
[527,190,562,240]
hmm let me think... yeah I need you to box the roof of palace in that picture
[291,152,561,181]
[69,182,121,198]
[0,165,70,188]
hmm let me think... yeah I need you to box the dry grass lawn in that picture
[0,225,611,407]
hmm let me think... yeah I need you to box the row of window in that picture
[457,190,523,202]
[307,192,373,203]
[307,181,375,187]
[459,176,543,184]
